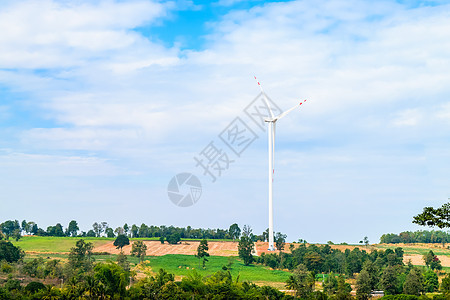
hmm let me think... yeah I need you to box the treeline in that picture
[257,244,404,276]
[0,239,294,299]
[0,219,246,241]
[380,230,450,244]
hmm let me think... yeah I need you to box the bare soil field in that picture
[94,240,238,256]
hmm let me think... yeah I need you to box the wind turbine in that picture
[254,76,307,251]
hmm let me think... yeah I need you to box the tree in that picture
[66,220,79,237]
[423,250,442,270]
[0,220,20,240]
[275,232,287,252]
[238,225,254,266]
[131,224,139,238]
[286,264,315,299]
[105,227,115,238]
[114,234,130,250]
[363,236,369,247]
[68,239,94,271]
[441,273,450,294]
[21,220,27,234]
[117,251,130,272]
[123,223,129,235]
[379,265,398,295]
[166,233,181,245]
[356,270,372,300]
[94,262,129,298]
[131,240,147,263]
[93,222,101,237]
[413,202,450,228]
[196,239,210,269]
[423,270,439,292]
[0,240,24,263]
[228,223,241,241]
[403,268,424,296]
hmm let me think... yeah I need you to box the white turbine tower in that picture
[254,77,307,251]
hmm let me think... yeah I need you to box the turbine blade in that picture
[274,99,307,121]
[254,76,275,119]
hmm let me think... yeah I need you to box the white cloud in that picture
[2,0,450,242]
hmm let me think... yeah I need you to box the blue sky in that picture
[1,0,450,244]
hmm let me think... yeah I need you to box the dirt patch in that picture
[404,254,450,267]
[94,241,239,256]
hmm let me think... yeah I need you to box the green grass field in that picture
[376,244,450,256]
[142,254,291,285]
[10,236,113,253]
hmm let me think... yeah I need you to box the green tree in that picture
[0,220,20,240]
[105,227,115,238]
[423,250,442,270]
[275,232,287,252]
[66,220,79,237]
[131,240,147,263]
[238,225,254,266]
[166,233,181,244]
[113,234,130,250]
[123,223,129,235]
[286,264,315,299]
[0,240,24,263]
[116,251,130,272]
[379,265,399,295]
[131,224,139,238]
[335,275,352,300]
[356,270,372,300]
[441,273,450,294]
[228,223,241,241]
[94,262,129,298]
[68,239,94,271]
[423,270,439,292]
[413,202,450,228]
[195,239,210,269]
[403,268,424,296]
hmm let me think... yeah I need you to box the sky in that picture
[1,0,450,244]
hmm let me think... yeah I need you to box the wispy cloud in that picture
[1,0,450,241]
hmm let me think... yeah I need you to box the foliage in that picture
[286,263,315,299]
[403,268,424,296]
[275,232,287,252]
[130,240,147,263]
[380,230,450,244]
[166,232,181,244]
[413,202,450,229]
[380,265,399,295]
[195,239,210,269]
[0,240,24,263]
[423,270,438,293]
[67,239,94,272]
[113,234,130,250]
[238,225,254,266]
[423,250,442,270]
[66,220,79,237]
[229,223,241,241]
[356,269,372,300]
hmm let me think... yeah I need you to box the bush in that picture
[1,262,13,273]
[25,281,46,294]
[5,278,21,291]
[0,240,24,263]
[167,233,181,245]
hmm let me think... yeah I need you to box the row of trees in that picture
[355,260,449,299]
[380,230,450,245]
[0,220,254,241]
[256,243,404,276]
